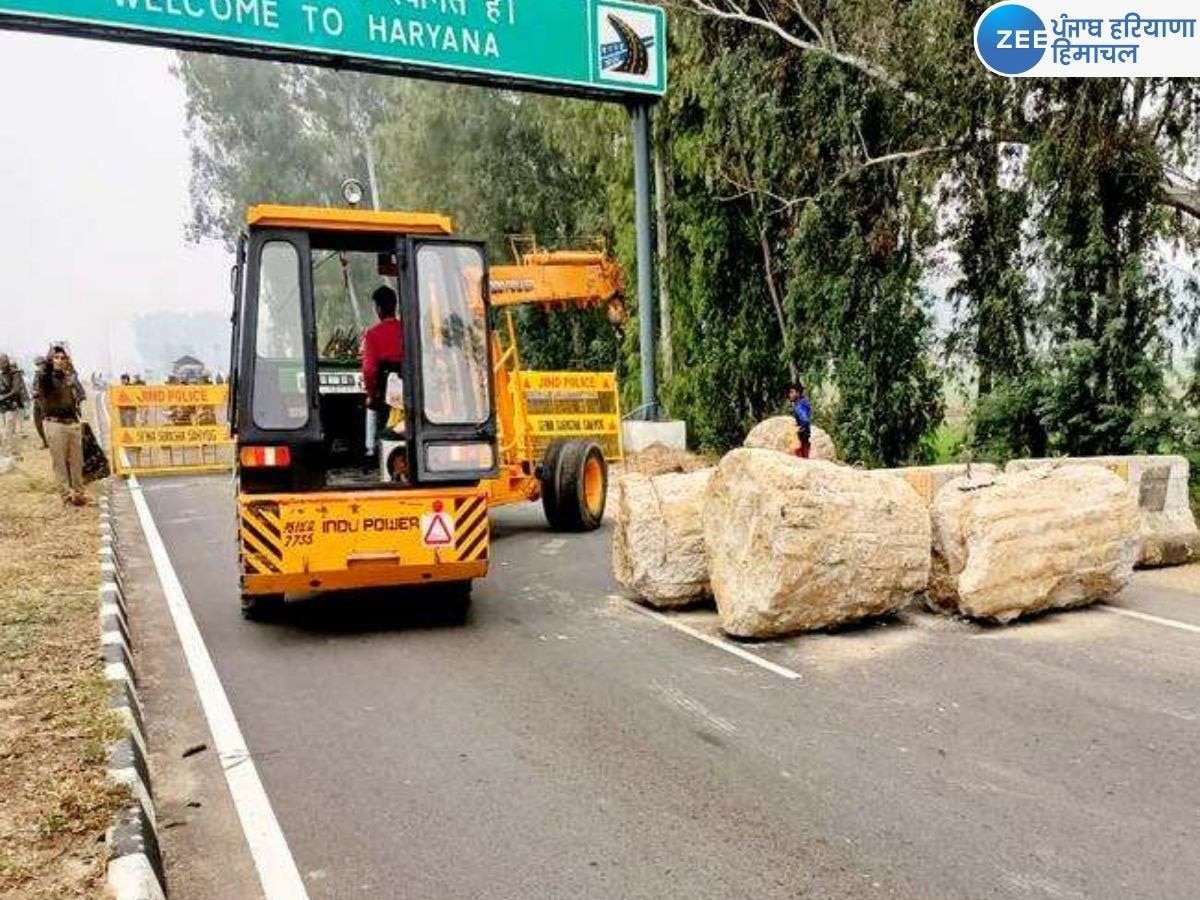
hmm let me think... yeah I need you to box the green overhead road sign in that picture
[0,0,666,99]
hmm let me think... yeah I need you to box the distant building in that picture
[171,355,210,384]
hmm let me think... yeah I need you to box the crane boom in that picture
[489,249,625,317]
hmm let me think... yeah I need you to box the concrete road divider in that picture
[885,463,1000,506]
[98,492,167,900]
[704,450,929,638]
[929,466,1140,623]
[612,468,714,608]
[1006,456,1198,568]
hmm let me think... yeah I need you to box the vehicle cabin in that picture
[228,202,616,619]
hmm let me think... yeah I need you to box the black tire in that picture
[241,592,284,622]
[442,580,473,623]
[539,439,570,530]
[550,439,607,533]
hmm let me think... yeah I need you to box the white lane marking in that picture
[1100,604,1200,635]
[127,474,310,900]
[619,598,802,681]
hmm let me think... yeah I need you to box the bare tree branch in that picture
[786,0,825,46]
[717,169,804,210]
[681,0,924,105]
[682,1,1200,224]
[1163,169,1200,219]
[720,144,959,216]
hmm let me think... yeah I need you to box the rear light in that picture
[239,445,292,468]
[426,443,495,473]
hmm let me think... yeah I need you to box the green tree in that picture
[373,83,628,372]
[1028,81,1186,456]
[175,56,391,245]
[657,9,945,462]
[176,9,1200,471]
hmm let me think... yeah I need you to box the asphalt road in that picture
[133,473,1200,900]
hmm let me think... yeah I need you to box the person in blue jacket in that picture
[786,383,811,459]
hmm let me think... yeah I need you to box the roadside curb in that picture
[99,489,168,900]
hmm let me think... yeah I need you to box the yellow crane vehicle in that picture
[230,198,625,619]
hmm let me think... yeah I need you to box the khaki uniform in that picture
[0,366,22,455]
[39,371,85,498]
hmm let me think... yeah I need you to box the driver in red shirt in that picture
[361,285,404,410]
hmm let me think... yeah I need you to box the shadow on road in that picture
[488,518,562,542]
[247,584,474,635]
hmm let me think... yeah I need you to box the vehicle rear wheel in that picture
[240,592,284,622]
[546,439,607,532]
[539,439,570,530]
[442,580,473,622]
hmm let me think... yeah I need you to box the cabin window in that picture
[252,241,309,431]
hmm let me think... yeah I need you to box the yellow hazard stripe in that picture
[244,504,282,539]
[240,528,279,569]
[241,547,274,575]
[240,524,282,572]
[251,505,284,536]
[455,508,489,562]
[242,513,282,558]
[457,507,487,547]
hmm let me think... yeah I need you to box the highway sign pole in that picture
[631,101,656,419]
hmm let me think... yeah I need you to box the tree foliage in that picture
[176,56,391,246]
[372,83,628,373]
[176,2,1199,469]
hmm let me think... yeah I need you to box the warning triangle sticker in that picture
[422,512,455,547]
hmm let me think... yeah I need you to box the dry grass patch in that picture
[0,452,125,900]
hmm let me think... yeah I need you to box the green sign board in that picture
[0,0,666,99]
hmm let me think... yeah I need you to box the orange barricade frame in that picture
[107,383,234,476]
[516,370,623,463]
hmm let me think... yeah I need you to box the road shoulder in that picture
[110,481,263,900]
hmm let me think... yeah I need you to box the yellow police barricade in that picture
[107,383,234,476]
[517,370,623,462]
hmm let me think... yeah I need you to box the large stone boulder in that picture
[743,416,837,461]
[703,450,930,638]
[612,468,714,607]
[1006,456,1198,568]
[886,463,1000,507]
[929,465,1140,623]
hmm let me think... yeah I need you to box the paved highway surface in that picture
[125,473,1199,900]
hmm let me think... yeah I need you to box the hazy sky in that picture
[0,31,230,376]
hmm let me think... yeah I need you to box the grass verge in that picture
[0,450,126,900]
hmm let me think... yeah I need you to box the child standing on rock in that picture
[786,383,812,459]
